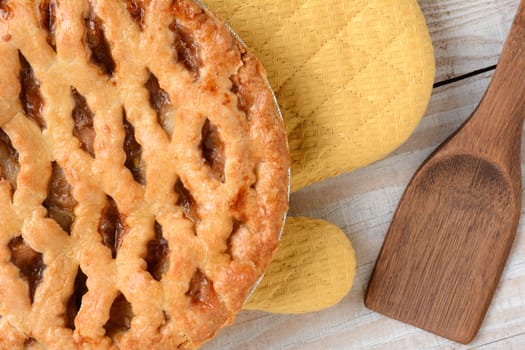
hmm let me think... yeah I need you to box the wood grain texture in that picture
[366,1,525,343]
[202,1,525,349]
[422,0,518,83]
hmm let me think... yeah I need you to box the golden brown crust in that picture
[0,0,289,349]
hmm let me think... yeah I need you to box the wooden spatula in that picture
[365,1,525,344]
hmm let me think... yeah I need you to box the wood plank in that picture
[472,332,525,349]
[203,69,525,349]
[419,0,518,83]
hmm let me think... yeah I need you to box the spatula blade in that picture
[365,155,520,344]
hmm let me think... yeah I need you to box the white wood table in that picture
[203,1,525,349]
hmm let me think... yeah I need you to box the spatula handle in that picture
[456,0,525,165]
[476,1,525,134]
[486,0,525,109]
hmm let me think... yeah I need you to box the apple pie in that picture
[0,0,289,349]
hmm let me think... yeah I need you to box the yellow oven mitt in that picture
[205,0,435,313]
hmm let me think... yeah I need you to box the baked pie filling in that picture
[0,1,289,349]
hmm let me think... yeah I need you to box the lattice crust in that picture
[0,1,289,349]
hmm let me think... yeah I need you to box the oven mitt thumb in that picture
[205,0,435,313]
